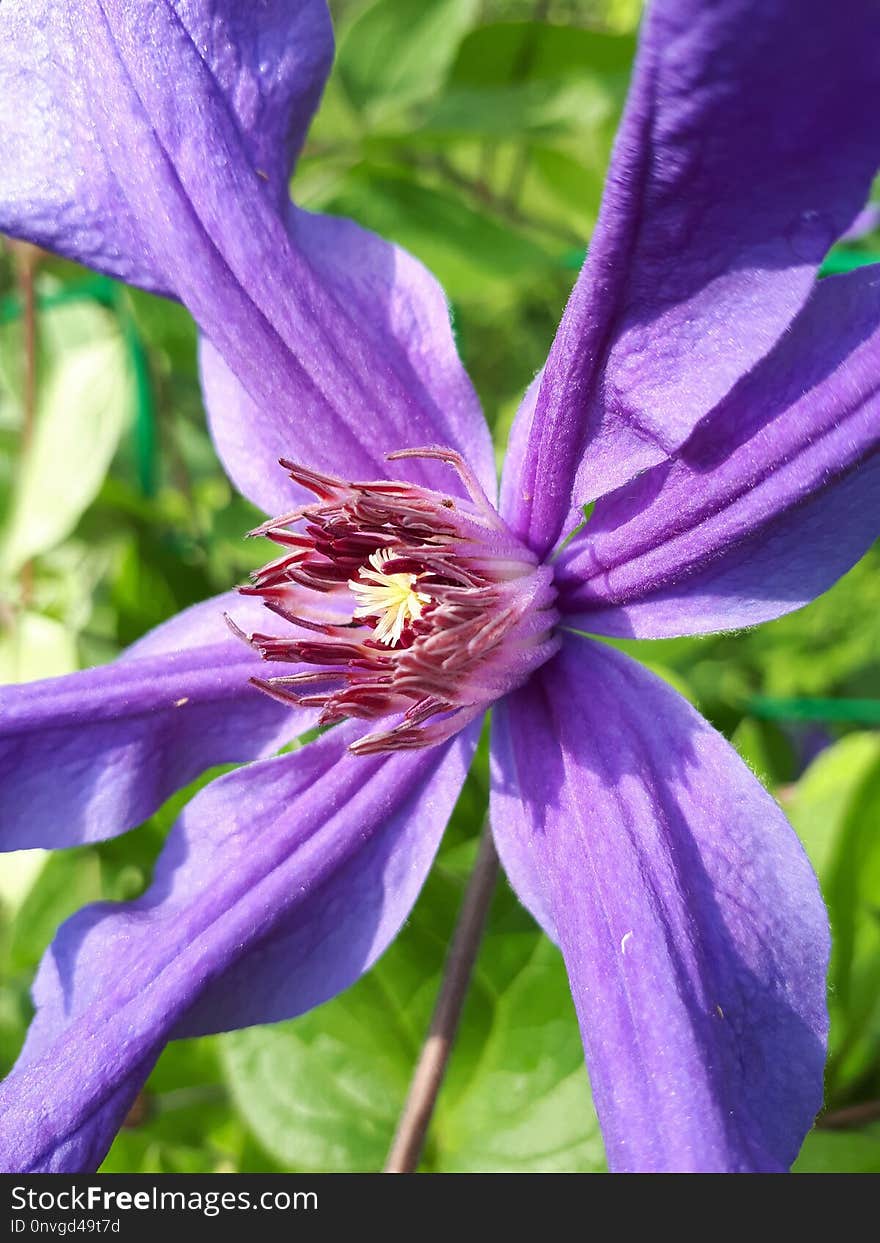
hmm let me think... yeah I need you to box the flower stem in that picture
[818,1099,880,1130]
[384,823,499,1173]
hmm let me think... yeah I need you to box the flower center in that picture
[232,447,559,754]
[349,550,431,646]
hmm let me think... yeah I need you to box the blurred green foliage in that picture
[0,0,878,1173]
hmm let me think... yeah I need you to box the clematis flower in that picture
[0,0,879,1174]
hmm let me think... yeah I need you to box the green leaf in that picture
[100,1040,255,1175]
[795,1125,880,1173]
[432,931,603,1172]
[0,298,134,573]
[451,22,636,88]
[786,733,880,878]
[412,79,614,143]
[321,166,555,296]
[613,545,880,723]
[220,806,600,1172]
[729,717,796,788]
[788,735,880,1094]
[337,0,479,116]
[5,848,102,976]
[604,0,644,31]
[821,248,880,276]
[528,144,607,231]
[219,856,471,1172]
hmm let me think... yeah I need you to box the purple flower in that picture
[1,0,878,1174]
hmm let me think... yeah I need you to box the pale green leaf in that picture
[787,733,880,879]
[0,299,133,573]
[0,610,77,683]
[0,850,47,918]
[788,735,880,1091]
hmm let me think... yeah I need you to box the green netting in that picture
[748,695,880,724]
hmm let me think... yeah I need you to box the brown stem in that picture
[817,1099,880,1130]
[384,824,499,1173]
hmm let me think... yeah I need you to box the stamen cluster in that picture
[234,448,559,753]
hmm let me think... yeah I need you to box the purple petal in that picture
[199,208,495,515]
[0,593,308,851]
[0,721,475,1172]
[512,0,880,554]
[0,0,332,290]
[491,637,829,1173]
[498,372,541,533]
[555,266,880,637]
[0,1,493,507]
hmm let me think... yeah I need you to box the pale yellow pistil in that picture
[349,549,431,646]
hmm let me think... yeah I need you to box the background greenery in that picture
[1,0,879,1173]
